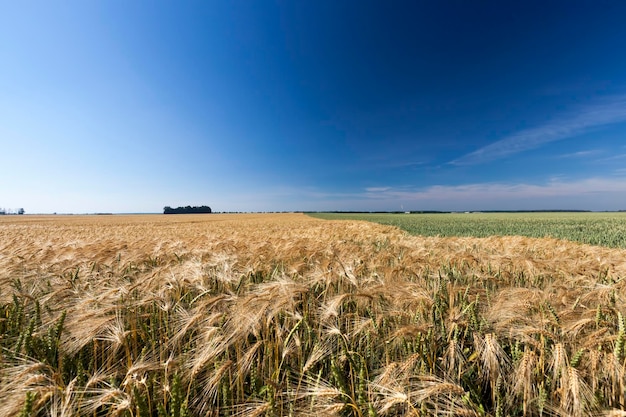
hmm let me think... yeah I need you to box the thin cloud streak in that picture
[363,178,626,200]
[357,177,626,211]
[451,95,626,165]
[264,177,626,212]
[556,149,602,159]
[598,153,626,162]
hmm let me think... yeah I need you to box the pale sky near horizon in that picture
[2,1,626,213]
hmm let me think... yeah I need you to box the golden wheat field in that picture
[2,213,626,416]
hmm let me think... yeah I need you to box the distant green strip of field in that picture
[309,212,626,248]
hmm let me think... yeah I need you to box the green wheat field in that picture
[311,212,626,248]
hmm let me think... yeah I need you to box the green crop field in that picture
[309,212,626,248]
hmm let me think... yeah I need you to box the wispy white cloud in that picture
[598,153,626,162]
[261,177,626,212]
[556,149,602,159]
[364,178,626,199]
[451,95,626,165]
[356,177,626,211]
[365,187,391,193]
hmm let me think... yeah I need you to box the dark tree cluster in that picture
[163,205,212,214]
[0,208,24,215]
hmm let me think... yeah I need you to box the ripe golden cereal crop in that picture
[2,213,626,416]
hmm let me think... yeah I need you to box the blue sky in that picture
[2,1,626,213]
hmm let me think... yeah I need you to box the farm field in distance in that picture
[2,213,626,416]
[310,212,626,249]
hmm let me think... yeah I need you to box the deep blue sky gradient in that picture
[2,1,626,212]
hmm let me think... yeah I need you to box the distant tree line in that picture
[163,205,212,214]
[0,208,24,215]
